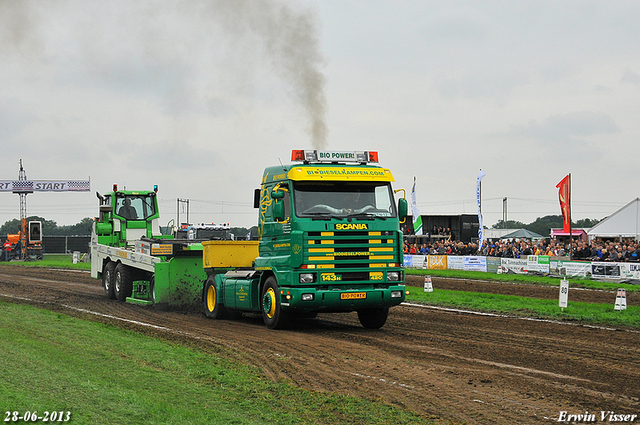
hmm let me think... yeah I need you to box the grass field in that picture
[406,268,640,293]
[5,253,91,271]
[405,288,639,328]
[2,255,637,423]
[0,301,425,425]
[1,256,428,424]
[5,255,638,328]
[405,269,639,329]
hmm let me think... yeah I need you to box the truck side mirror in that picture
[254,189,261,208]
[273,199,285,221]
[271,186,287,222]
[398,198,408,220]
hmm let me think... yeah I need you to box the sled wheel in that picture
[150,275,156,304]
[103,262,116,299]
[114,263,133,301]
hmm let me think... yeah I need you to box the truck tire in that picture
[261,276,290,329]
[103,262,116,299]
[357,307,389,329]
[204,276,229,319]
[114,263,133,301]
[150,276,156,304]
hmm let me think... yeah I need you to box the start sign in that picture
[0,180,90,192]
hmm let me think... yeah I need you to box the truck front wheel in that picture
[114,263,133,301]
[103,262,116,299]
[204,276,229,319]
[261,277,290,329]
[357,308,389,329]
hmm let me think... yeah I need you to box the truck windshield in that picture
[293,181,396,219]
[115,194,157,220]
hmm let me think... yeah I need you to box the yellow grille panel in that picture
[303,231,398,269]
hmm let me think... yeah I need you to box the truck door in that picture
[260,183,291,261]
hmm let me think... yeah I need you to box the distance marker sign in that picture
[559,279,569,309]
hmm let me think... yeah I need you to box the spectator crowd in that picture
[404,238,640,262]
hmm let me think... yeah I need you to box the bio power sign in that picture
[318,151,357,161]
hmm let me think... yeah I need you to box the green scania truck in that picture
[203,149,408,329]
[91,149,408,329]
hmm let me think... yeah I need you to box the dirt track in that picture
[1,265,639,424]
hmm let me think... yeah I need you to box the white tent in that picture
[484,229,521,240]
[500,229,545,241]
[587,198,640,240]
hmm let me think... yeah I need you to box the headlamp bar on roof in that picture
[291,150,379,164]
[191,223,231,231]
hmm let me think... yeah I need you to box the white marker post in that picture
[559,279,569,310]
[424,275,433,292]
[614,288,627,311]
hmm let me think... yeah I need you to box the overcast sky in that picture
[1,0,639,230]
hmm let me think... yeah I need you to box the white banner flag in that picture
[477,170,486,249]
[411,177,423,235]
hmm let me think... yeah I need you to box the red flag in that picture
[556,174,571,233]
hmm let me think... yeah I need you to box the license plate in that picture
[341,292,366,300]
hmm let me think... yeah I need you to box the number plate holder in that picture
[340,292,366,300]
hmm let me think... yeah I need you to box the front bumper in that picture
[279,284,406,313]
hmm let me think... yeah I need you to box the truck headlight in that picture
[386,271,400,281]
[390,290,403,298]
[299,273,315,284]
[301,293,314,301]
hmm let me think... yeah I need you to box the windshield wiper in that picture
[304,212,333,220]
[345,213,378,220]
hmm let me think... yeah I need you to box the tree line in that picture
[1,214,601,238]
[0,216,257,239]
[0,216,94,236]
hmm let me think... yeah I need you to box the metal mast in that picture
[177,198,189,227]
[18,160,30,259]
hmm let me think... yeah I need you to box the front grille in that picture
[304,230,398,281]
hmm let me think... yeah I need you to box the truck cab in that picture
[94,185,161,248]
[204,150,408,329]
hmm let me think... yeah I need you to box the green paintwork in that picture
[94,188,163,248]
[212,160,407,319]
[94,187,211,308]
[97,157,407,322]
[151,253,207,308]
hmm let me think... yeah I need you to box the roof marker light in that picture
[291,150,305,161]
